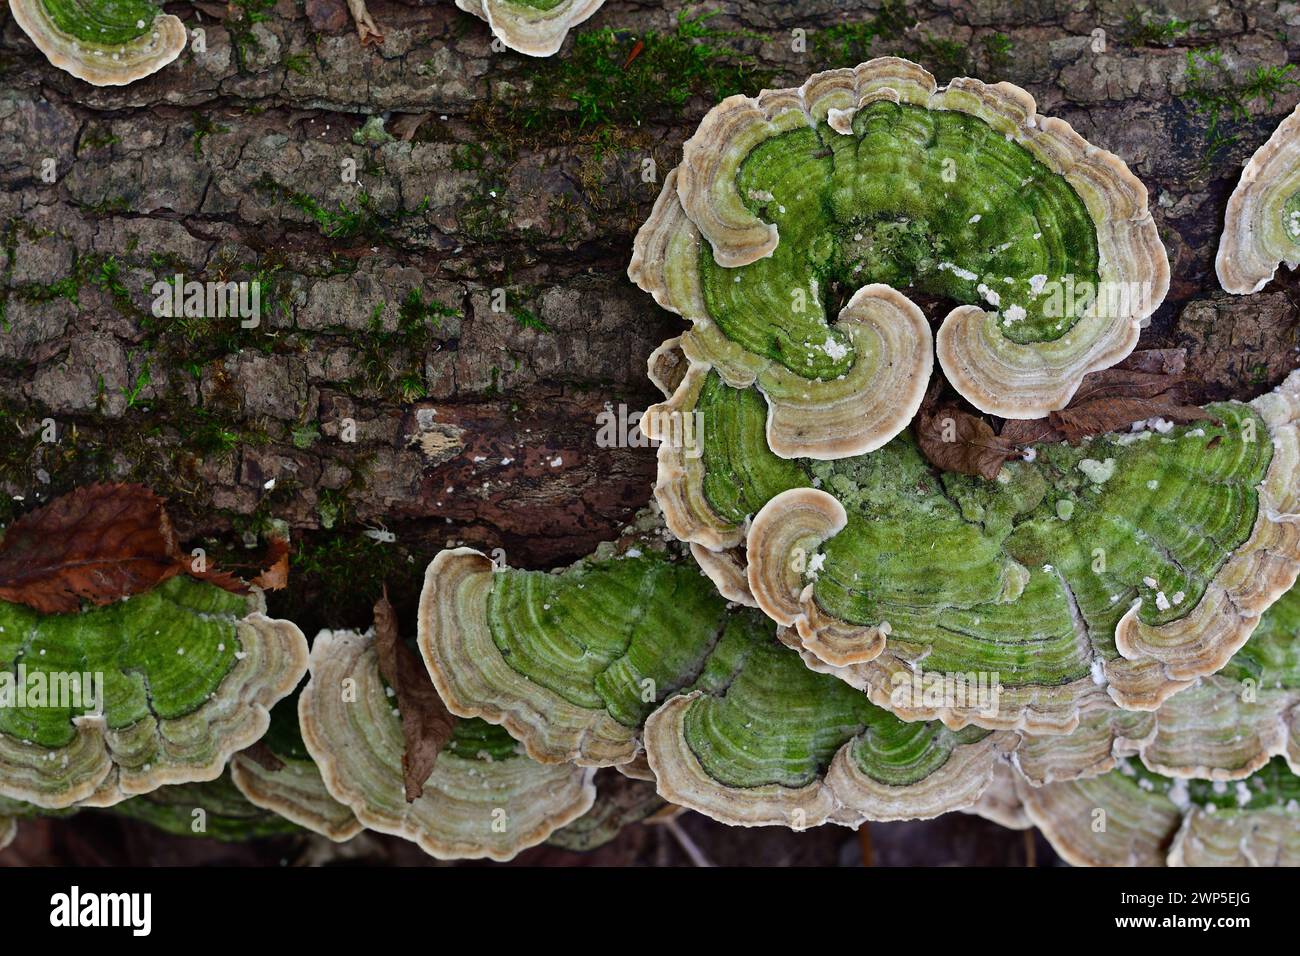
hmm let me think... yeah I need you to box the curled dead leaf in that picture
[0,484,289,614]
[0,483,184,614]
[190,537,288,594]
[1000,349,1211,446]
[1048,398,1210,444]
[345,0,384,46]
[250,538,290,591]
[372,589,457,802]
[917,405,1019,480]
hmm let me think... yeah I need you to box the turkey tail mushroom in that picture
[0,578,308,810]
[10,0,186,86]
[632,56,1168,457]
[455,0,605,58]
[1216,103,1300,294]
[299,628,595,861]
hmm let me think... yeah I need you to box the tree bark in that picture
[1,0,1297,640]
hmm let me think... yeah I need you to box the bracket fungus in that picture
[640,609,1014,828]
[420,541,1014,828]
[544,770,666,852]
[649,349,1300,732]
[419,540,732,767]
[230,697,363,843]
[0,576,309,810]
[1015,581,1300,785]
[455,0,605,58]
[111,771,303,841]
[299,628,596,861]
[10,0,187,86]
[1217,103,1300,294]
[963,760,1032,831]
[630,57,1168,455]
[1017,757,1300,867]
[0,772,300,844]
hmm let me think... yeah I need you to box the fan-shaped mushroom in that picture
[652,353,1300,731]
[631,57,1168,457]
[456,0,605,58]
[299,628,595,861]
[420,539,1014,828]
[230,697,362,843]
[0,577,308,809]
[1019,757,1300,867]
[1016,582,1300,784]
[10,0,187,86]
[1217,103,1300,293]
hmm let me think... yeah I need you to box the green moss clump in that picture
[509,12,772,130]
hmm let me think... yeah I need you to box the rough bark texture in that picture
[1,0,1297,864]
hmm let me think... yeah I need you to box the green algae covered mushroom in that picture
[1018,757,1300,867]
[1217,103,1300,294]
[455,0,605,58]
[0,576,308,809]
[648,349,1300,732]
[110,771,303,841]
[630,58,1168,456]
[1015,582,1300,785]
[0,771,299,845]
[230,696,363,843]
[639,609,1012,828]
[10,0,187,86]
[419,540,1014,828]
[418,541,735,768]
[299,627,597,861]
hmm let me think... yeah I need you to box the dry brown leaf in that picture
[996,416,1059,446]
[0,483,185,614]
[1067,368,1183,404]
[191,537,289,595]
[917,405,1019,481]
[0,484,291,613]
[999,349,1210,446]
[249,538,290,591]
[372,589,457,802]
[1050,398,1210,444]
[188,564,252,595]
[345,0,384,46]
